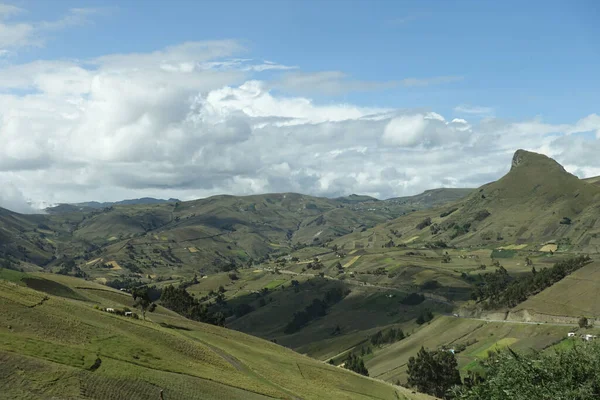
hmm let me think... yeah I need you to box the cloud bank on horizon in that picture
[0,4,599,213]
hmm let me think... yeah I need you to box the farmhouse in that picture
[106,308,115,313]
[568,332,576,337]
[125,311,133,317]
[584,334,597,342]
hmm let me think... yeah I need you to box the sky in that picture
[0,0,599,212]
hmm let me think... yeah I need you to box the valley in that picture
[2,150,600,399]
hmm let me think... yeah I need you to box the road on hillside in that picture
[443,313,577,327]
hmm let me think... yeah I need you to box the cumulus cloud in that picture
[0,37,599,212]
[0,181,36,214]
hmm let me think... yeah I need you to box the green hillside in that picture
[335,150,600,253]
[1,190,470,284]
[0,269,432,400]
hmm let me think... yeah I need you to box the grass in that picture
[0,271,424,400]
[365,316,573,384]
[512,260,600,318]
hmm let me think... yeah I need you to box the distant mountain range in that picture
[45,197,181,213]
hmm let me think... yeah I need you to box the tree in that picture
[453,343,600,399]
[343,353,368,376]
[132,287,157,320]
[407,347,461,399]
[579,316,589,328]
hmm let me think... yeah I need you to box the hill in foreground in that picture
[0,269,432,400]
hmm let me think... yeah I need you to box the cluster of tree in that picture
[472,256,591,308]
[370,327,405,346]
[407,347,461,399]
[57,259,87,278]
[132,287,157,320]
[306,259,324,270]
[450,222,471,239]
[160,284,225,326]
[343,353,369,376]
[453,342,600,399]
[416,309,434,325]
[105,276,144,290]
[283,287,349,334]
[400,292,425,305]
[425,240,448,249]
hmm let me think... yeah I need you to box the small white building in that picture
[568,332,576,337]
[124,312,132,317]
[106,308,115,313]
[584,334,597,341]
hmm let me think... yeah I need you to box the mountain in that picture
[343,150,600,252]
[0,269,426,400]
[584,175,600,187]
[0,189,468,280]
[386,188,474,209]
[46,197,181,214]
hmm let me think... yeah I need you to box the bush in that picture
[416,217,432,230]
[474,209,491,221]
[560,216,572,225]
[440,208,458,218]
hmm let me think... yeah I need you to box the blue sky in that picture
[0,0,599,210]
[16,0,599,122]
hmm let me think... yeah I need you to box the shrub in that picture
[474,210,491,221]
[416,217,432,230]
[560,217,572,225]
[440,208,458,218]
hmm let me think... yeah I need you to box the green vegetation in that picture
[454,343,600,399]
[160,284,225,326]
[284,287,349,334]
[343,353,369,376]
[407,347,461,399]
[473,256,591,308]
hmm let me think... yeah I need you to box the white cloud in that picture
[0,39,598,212]
[272,72,463,95]
[0,3,23,18]
[382,115,429,146]
[0,5,103,51]
[454,104,494,115]
[0,181,36,213]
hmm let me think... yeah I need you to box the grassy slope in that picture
[333,150,600,254]
[0,269,434,400]
[364,315,577,384]
[512,260,600,318]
